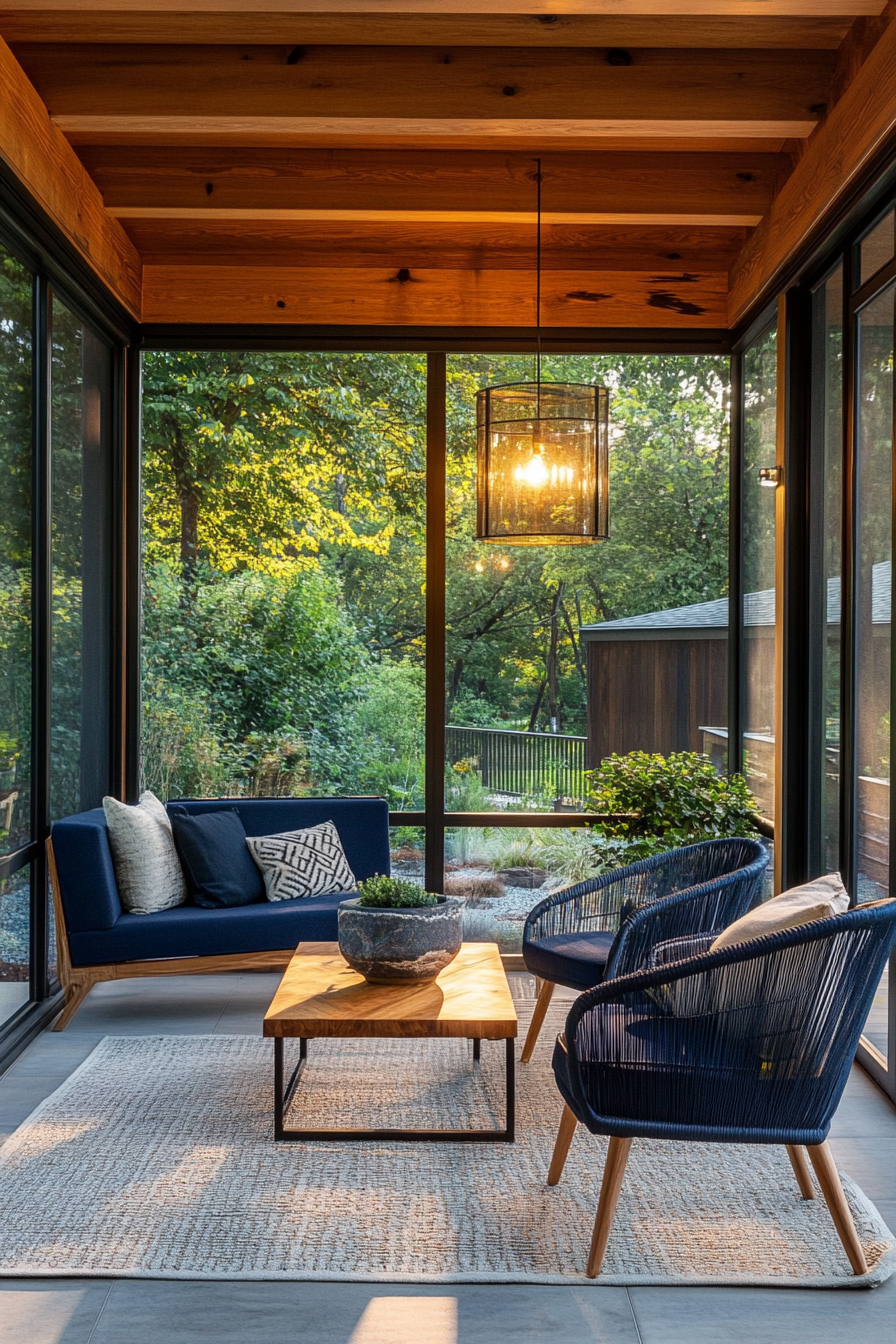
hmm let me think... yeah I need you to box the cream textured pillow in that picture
[103,791,187,915]
[709,872,849,952]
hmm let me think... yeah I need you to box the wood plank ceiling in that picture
[2,1,895,330]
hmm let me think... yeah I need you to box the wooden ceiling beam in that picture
[0,13,857,47]
[77,148,789,215]
[0,36,141,315]
[141,263,728,327]
[12,45,832,142]
[729,12,896,322]
[121,219,751,269]
[0,0,885,15]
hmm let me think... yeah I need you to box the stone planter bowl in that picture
[337,895,464,985]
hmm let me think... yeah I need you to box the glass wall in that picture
[50,298,113,821]
[813,268,844,874]
[855,281,894,1065]
[0,221,120,1048]
[444,353,730,946]
[741,327,778,831]
[140,353,427,837]
[0,245,33,1025]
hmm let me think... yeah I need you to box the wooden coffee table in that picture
[263,941,518,1143]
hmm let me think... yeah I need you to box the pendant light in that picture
[475,159,609,545]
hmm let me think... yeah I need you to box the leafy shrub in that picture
[357,875,438,908]
[585,751,759,868]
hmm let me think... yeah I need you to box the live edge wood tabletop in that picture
[263,941,518,1042]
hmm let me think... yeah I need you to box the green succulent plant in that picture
[357,874,439,909]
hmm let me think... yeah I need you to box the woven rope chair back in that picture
[566,901,896,1140]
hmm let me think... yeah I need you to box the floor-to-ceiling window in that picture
[0,213,123,1057]
[802,201,896,1098]
[813,267,844,877]
[739,324,777,896]
[50,299,114,824]
[139,351,427,874]
[140,349,731,952]
[0,243,33,1028]
[854,212,895,1072]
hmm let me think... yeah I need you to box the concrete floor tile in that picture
[827,1137,896,1205]
[0,1077,63,1125]
[629,1277,896,1344]
[87,1282,639,1344]
[0,1280,112,1344]
[1,1036,103,1075]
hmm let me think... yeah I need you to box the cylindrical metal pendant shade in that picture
[476,381,609,545]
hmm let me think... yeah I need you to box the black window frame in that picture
[0,175,134,1070]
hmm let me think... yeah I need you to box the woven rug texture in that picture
[0,1005,893,1287]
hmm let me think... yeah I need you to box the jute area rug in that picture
[0,1002,893,1287]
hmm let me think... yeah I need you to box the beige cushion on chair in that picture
[709,872,849,952]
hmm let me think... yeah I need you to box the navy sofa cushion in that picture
[168,807,265,908]
[169,798,390,885]
[52,796,390,968]
[524,930,617,991]
[67,889,353,965]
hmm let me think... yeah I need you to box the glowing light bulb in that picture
[514,452,550,488]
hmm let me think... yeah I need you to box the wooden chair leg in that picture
[547,1104,579,1186]
[521,978,555,1063]
[52,977,93,1031]
[806,1140,868,1275]
[587,1136,632,1278]
[786,1144,815,1200]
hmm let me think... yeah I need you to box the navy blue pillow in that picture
[168,807,265,909]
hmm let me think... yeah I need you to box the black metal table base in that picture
[272,1035,515,1142]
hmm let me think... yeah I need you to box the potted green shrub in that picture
[338,875,464,985]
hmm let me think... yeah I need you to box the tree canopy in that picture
[139,349,730,802]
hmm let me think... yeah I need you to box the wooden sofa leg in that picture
[786,1144,815,1200]
[587,1136,632,1278]
[547,1104,578,1186]
[521,979,555,1063]
[53,977,94,1031]
[806,1141,868,1275]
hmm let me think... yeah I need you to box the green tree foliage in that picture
[444,354,729,734]
[0,247,33,847]
[139,349,731,800]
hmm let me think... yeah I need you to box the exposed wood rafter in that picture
[729,13,896,323]
[0,36,141,315]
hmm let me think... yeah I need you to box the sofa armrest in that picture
[51,809,122,933]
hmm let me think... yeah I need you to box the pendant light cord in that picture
[535,156,542,412]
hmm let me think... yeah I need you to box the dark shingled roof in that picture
[580,562,890,637]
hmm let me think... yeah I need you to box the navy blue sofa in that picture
[48,796,390,1029]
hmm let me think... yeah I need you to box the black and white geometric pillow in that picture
[245,821,357,902]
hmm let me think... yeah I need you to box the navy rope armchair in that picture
[547,899,896,1277]
[520,837,768,1063]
